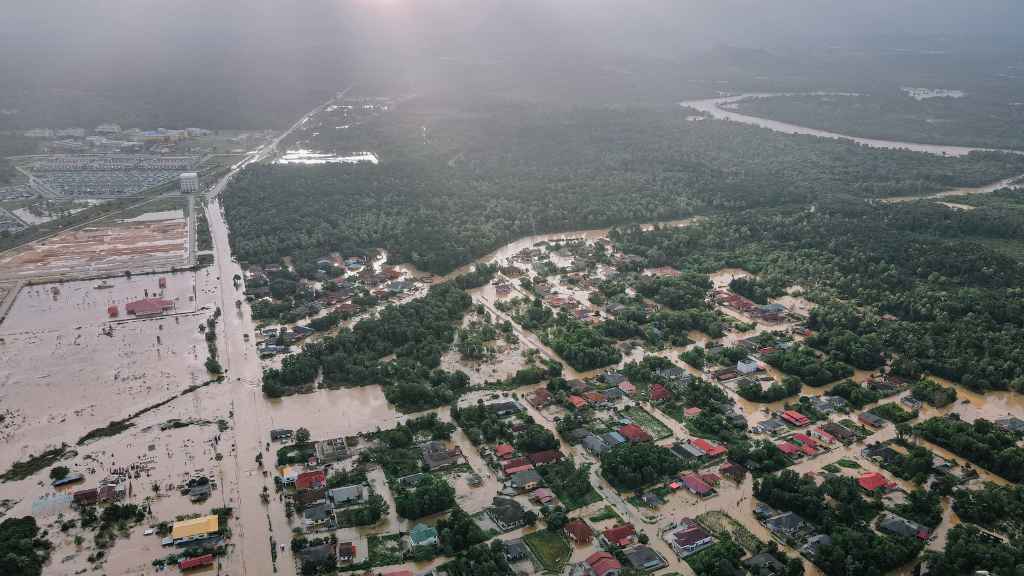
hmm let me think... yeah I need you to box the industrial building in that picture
[179,172,199,193]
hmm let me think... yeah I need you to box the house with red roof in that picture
[582,551,623,576]
[528,389,552,408]
[776,441,800,456]
[618,381,637,396]
[531,487,556,504]
[125,297,174,317]
[583,391,606,404]
[781,410,810,427]
[681,473,714,497]
[719,462,747,482]
[505,464,535,476]
[683,407,703,419]
[812,426,837,445]
[858,472,894,493]
[295,470,326,491]
[179,554,215,570]
[502,457,531,474]
[792,433,819,449]
[564,519,595,545]
[699,473,721,487]
[689,438,726,458]
[601,524,637,548]
[568,395,589,410]
[650,383,672,402]
[527,450,564,466]
[495,444,515,460]
[618,423,653,444]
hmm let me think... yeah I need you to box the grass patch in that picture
[823,464,840,473]
[195,197,213,251]
[588,505,621,523]
[523,530,572,573]
[838,418,874,440]
[696,511,764,555]
[869,402,918,424]
[99,194,188,221]
[367,533,405,566]
[276,443,316,466]
[620,406,673,441]
[836,459,861,469]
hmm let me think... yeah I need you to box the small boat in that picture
[94,281,114,289]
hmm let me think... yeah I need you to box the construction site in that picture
[0,204,192,282]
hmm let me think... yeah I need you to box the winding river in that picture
[681,94,1014,158]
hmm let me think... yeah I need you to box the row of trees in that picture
[914,416,1024,483]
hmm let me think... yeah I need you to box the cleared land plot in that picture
[0,214,189,280]
[696,510,764,554]
[523,530,572,573]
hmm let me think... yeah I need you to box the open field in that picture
[523,529,572,573]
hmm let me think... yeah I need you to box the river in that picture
[680,94,1015,158]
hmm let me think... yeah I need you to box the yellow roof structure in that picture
[171,515,219,540]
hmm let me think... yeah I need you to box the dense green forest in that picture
[732,92,1024,151]
[613,194,1024,392]
[222,101,1024,275]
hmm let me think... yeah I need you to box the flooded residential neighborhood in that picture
[4,5,1024,576]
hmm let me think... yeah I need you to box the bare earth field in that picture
[0,214,189,281]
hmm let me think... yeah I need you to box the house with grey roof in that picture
[799,534,832,558]
[624,546,666,571]
[488,497,527,531]
[303,500,336,532]
[582,434,609,455]
[509,469,543,492]
[744,553,785,576]
[765,512,804,538]
[328,485,365,507]
[410,523,439,547]
[601,431,627,448]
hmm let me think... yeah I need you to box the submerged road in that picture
[203,87,349,575]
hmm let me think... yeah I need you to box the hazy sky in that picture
[3,1,1022,128]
